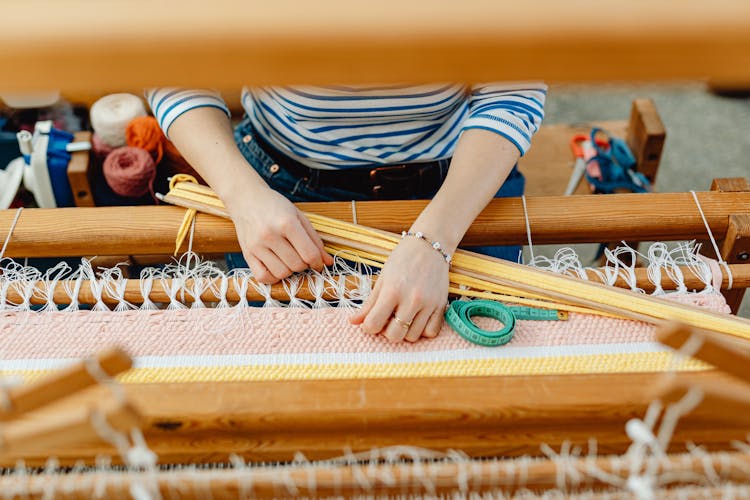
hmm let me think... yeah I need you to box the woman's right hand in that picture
[225,184,333,284]
[164,106,331,282]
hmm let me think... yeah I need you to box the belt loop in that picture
[310,169,320,189]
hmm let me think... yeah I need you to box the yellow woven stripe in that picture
[4,353,708,384]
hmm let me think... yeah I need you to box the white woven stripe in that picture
[2,342,670,371]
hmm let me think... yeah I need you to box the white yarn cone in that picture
[90,93,147,147]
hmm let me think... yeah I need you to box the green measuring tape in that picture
[445,300,566,347]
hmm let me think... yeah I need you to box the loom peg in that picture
[0,398,143,456]
[0,347,133,421]
[650,376,750,426]
[655,322,750,385]
[650,322,750,424]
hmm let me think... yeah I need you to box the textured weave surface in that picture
[0,293,728,383]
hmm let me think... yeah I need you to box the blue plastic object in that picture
[585,127,651,194]
[22,126,76,207]
[45,127,75,207]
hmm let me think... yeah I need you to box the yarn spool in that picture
[90,94,147,147]
[103,147,156,198]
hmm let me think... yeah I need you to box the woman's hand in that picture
[350,236,449,342]
[166,106,332,283]
[226,184,333,284]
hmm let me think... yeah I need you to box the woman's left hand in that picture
[349,236,449,342]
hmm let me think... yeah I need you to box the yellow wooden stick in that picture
[164,179,750,341]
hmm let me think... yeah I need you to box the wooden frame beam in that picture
[1,190,749,258]
[2,371,748,467]
[2,0,750,92]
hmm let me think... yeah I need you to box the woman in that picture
[147,83,546,342]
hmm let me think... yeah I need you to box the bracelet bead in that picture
[401,230,452,264]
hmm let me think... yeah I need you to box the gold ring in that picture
[393,314,412,329]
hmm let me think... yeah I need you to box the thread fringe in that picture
[0,242,725,313]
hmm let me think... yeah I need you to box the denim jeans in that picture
[226,118,524,269]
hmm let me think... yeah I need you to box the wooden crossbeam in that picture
[1,191,749,258]
[2,0,750,92]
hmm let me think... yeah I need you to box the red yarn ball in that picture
[103,147,156,198]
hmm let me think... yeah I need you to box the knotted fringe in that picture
[0,242,724,313]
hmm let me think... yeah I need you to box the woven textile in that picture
[0,292,728,384]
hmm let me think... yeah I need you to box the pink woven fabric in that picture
[0,292,729,361]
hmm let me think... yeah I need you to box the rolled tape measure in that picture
[445,300,565,347]
[445,300,516,347]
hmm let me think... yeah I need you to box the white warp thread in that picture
[521,194,535,263]
[0,207,23,261]
[690,190,733,290]
[0,239,728,313]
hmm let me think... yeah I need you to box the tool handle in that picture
[569,134,588,158]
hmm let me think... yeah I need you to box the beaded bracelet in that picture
[401,230,452,264]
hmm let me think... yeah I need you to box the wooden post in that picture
[597,98,666,266]
[67,131,95,207]
[625,98,666,184]
[711,178,750,314]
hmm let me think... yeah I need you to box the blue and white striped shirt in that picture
[147,83,546,170]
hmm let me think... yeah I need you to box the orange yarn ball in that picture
[126,116,165,164]
[124,115,204,185]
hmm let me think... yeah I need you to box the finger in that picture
[360,288,400,335]
[423,309,445,338]
[270,238,308,273]
[349,284,380,325]
[404,309,432,343]
[298,213,334,266]
[255,247,293,282]
[244,254,275,284]
[286,219,324,271]
[381,306,419,343]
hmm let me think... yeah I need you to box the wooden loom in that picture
[2,1,750,495]
[1,183,750,471]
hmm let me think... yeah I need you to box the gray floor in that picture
[532,83,750,317]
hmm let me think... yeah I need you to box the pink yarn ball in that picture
[103,147,156,198]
